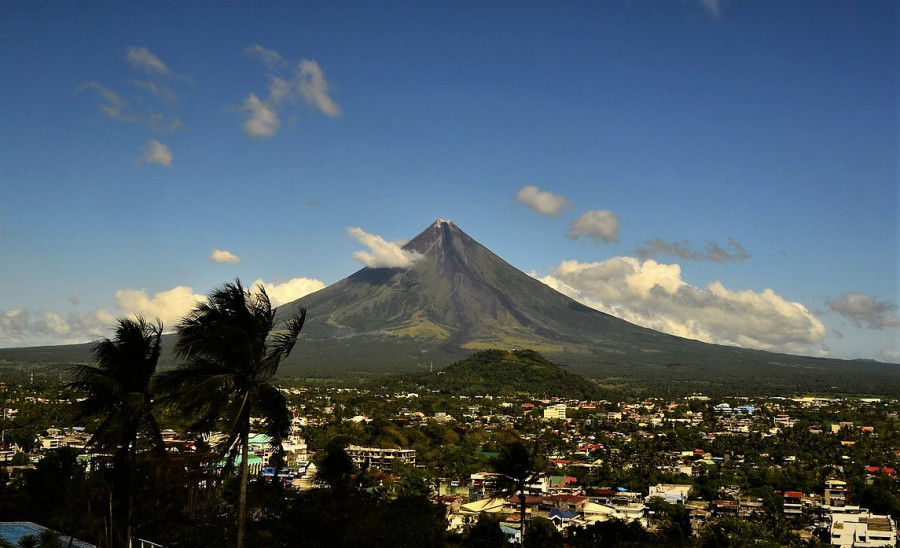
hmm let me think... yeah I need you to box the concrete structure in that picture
[829,510,897,547]
[345,445,416,469]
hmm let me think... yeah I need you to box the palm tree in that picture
[493,440,543,546]
[69,317,164,547]
[156,279,305,548]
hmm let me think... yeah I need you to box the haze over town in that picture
[1,1,897,362]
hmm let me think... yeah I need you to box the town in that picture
[1,368,898,547]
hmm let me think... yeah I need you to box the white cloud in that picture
[348,227,423,268]
[534,256,827,355]
[136,139,173,167]
[881,349,900,363]
[126,47,173,76]
[515,185,572,217]
[241,93,280,138]
[298,59,342,117]
[209,249,241,264]
[114,286,204,327]
[827,292,900,329]
[251,277,326,307]
[568,210,620,243]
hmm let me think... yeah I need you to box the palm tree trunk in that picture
[127,442,135,548]
[237,417,250,548]
[519,485,526,546]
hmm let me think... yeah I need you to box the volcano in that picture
[278,219,675,359]
[273,219,898,395]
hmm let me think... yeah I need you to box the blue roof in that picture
[549,508,577,519]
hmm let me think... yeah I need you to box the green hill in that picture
[377,349,606,400]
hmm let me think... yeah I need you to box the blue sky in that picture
[1,0,897,362]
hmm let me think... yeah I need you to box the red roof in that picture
[551,494,587,503]
[784,491,804,498]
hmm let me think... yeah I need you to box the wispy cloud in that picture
[534,256,827,356]
[126,46,192,83]
[298,59,342,117]
[348,227,423,268]
[515,185,572,217]
[126,47,173,76]
[209,249,241,264]
[638,237,750,263]
[77,81,134,122]
[78,47,186,135]
[246,44,287,70]
[700,0,722,19]
[240,45,341,138]
[827,292,900,329]
[568,210,620,243]
[136,139,173,167]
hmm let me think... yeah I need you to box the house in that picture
[548,508,577,530]
[647,483,692,504]
[459,497,509,515]
[581,501,616,523]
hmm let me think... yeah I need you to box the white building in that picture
[829,509,896,547]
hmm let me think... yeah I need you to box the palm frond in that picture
[261,308,306,377]
[253,383,291,441]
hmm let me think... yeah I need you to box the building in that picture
[647,483,693,504]
[345,445,416,469]
[825,479,849,508]
[829,510,897,547]
[783,491,806,516]
[543,404,566,420]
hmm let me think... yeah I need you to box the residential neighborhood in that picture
[2,374,899,546]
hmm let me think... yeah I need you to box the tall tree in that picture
[493,440,543,547]
[69,317,165,547]
[156,279,305,548]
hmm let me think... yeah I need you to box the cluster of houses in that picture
[3,384,899,546]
